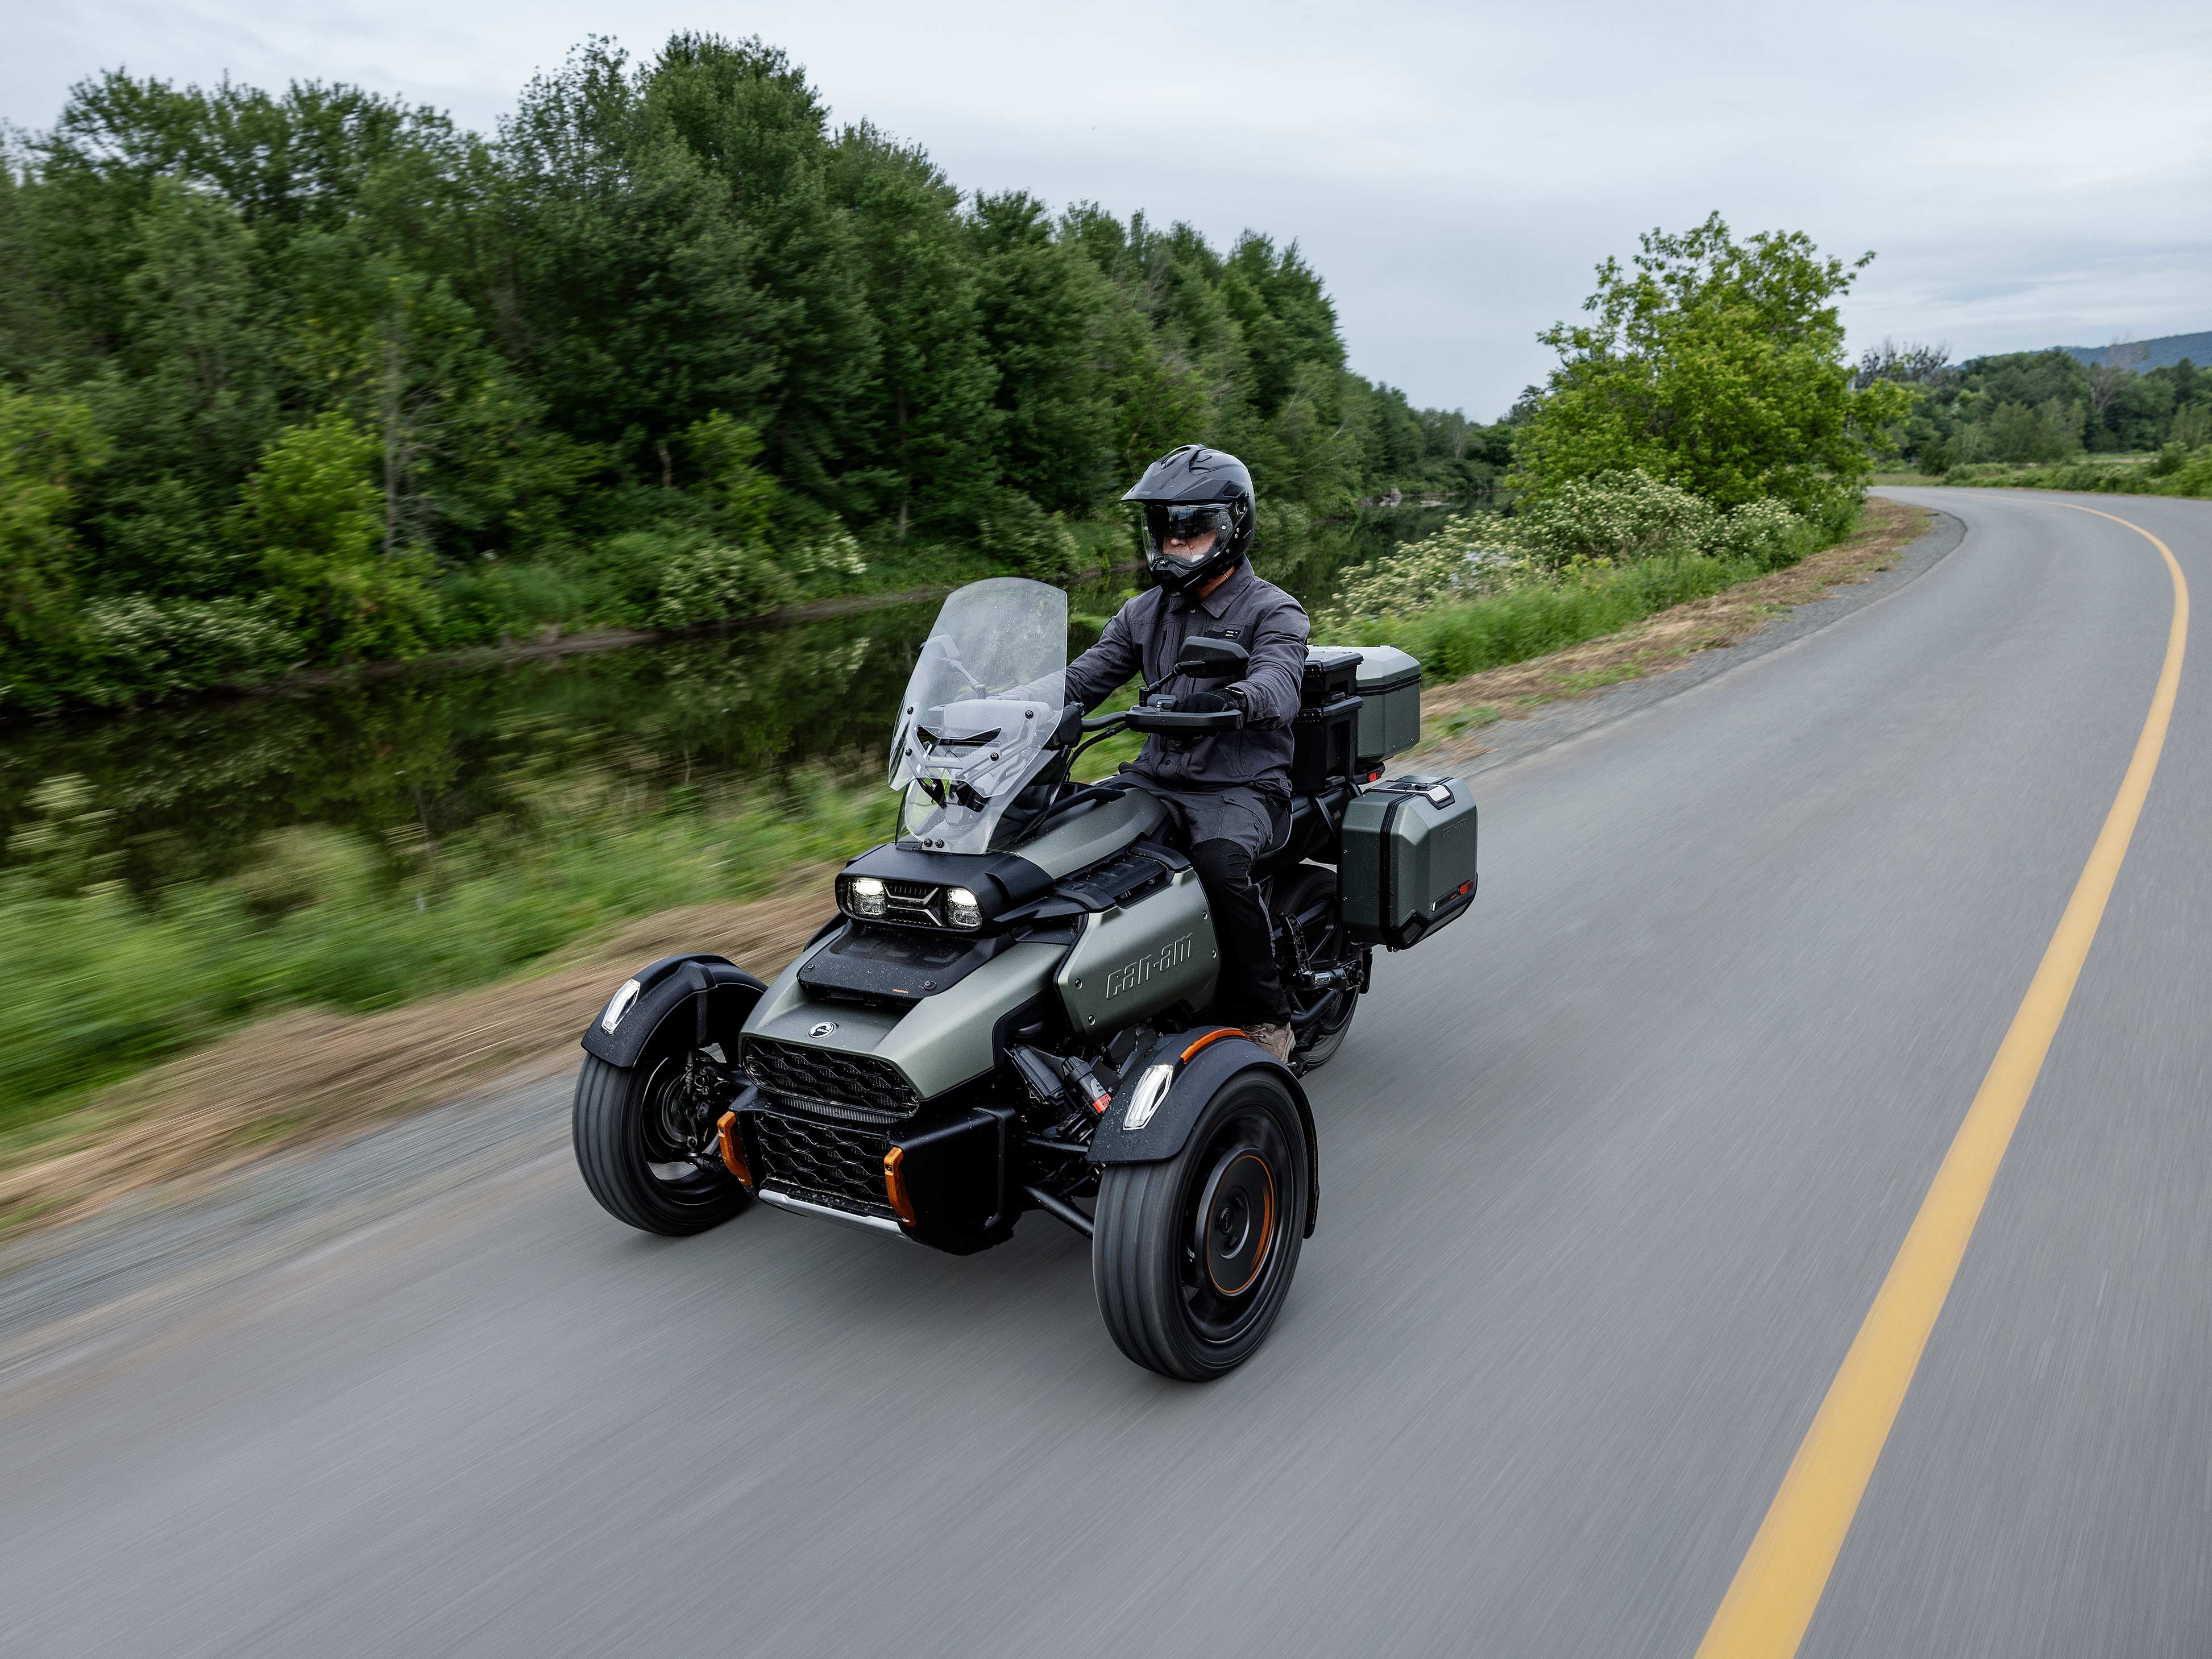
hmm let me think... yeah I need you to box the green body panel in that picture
[1053,867,1219,1033]
[742,936,1065,1100]
[1010,787,1168,877]
[733,786,1205,1104]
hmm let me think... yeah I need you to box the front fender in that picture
[1088,1028,1320,1237]
[580,953,767,1069]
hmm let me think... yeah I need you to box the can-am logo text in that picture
[1105,933,1193,999]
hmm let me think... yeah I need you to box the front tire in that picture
[573,1037,750,1236]
[1093,1069,1310,1380]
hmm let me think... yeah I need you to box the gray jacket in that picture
[1063,561,1310,791]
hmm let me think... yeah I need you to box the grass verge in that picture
[1409,496,1928,759]
[1891,451,2212,499]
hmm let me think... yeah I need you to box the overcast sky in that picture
[10,0,2210,418]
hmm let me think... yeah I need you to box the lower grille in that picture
[752,1111,894,1219]
[744,1037,919,1119]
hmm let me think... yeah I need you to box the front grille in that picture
[744,1036,919,1119]
[752,1111,893,1218]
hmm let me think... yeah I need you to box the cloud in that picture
[7,0,2208,416]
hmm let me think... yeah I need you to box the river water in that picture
[0,510,1462,895]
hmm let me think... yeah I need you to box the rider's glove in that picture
[1181,687,1249,720]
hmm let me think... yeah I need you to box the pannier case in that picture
[1351,647,1422,771]
[1337,774,1478,949]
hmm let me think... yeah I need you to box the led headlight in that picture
[944,886,982,930]
[845,876,886,918]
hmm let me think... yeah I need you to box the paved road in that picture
[4,488,2208,1657]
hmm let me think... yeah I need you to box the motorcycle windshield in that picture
[887,578,1067,855]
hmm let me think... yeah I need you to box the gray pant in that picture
[1124,774,1292,1025]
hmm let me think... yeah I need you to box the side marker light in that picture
[716,1110,753,1188]
[1179,1027,1247,1063]
[1124,1064,1176,1133]
[883,1146,918,1226]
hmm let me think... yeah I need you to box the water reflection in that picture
[0,508,1467,894]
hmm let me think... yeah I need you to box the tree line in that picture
[1856,342,2212,471]
[0,33,1510,712]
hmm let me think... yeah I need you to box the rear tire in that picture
[573,1036,750,1236]
[1093,1069,1310,1380]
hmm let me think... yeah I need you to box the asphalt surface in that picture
[4,487,2209,1657]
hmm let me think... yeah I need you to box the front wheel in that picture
[1092,1069,1310,1380]
[573,1037,750,1235]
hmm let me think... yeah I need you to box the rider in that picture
[1061,445,1309,1063]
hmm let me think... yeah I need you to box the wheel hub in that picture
[1200,1150,1277,1296]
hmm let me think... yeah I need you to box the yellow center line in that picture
[1695,502,2190,1658]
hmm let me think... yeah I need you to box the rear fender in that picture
[1087,1029,1320,1237]
[580,953,768,1069]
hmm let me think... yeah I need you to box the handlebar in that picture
[1079,704,1246,737]
[1126,707,1245,734]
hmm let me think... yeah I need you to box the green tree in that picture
[0,388,109,688]
[829,123,999,538]
[240,413,438,659]
[970,192,1113,515]
[1514,213,1908,511]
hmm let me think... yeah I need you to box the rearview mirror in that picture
[1174,635,1249,681]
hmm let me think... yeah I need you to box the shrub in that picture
[72,594,299,702]
[978,492,1080,580]
[649,541,799,628]
[1509,470,1718,565]
[243,415,442,661]
[1327,470,1827,623]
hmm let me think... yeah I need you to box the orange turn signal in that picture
[1180,1027,1247,1063]
[716,1110,753,1189]
[883,1145,918,1226]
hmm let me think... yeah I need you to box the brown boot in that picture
[1246,1022,1295,1064]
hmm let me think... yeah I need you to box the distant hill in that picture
[2055,331,2212,373]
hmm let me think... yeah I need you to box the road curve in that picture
[4,488,2210,1658]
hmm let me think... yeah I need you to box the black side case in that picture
[1292,647,1364,793]
[1337,775,1479,949]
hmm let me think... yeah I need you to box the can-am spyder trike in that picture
[572,577,1479,1379]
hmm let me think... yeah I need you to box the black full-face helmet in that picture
[1122,445,1256,595]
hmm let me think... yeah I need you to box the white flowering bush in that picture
[75,595,300,702]
[1509,471,1719,566]
[1325,516,1536,620]
[1701,497,1803,565]
[1327,470,1817,622]
[785,528,868,583]
[650,542,799,628]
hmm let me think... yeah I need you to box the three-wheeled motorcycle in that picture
[572,577,1478,1379]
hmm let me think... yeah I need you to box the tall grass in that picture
[1321,512,1842,679]
[0,769,897,1125]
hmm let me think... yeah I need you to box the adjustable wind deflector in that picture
[887,578,1067,855]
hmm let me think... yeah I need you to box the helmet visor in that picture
[1142,503,1236,562]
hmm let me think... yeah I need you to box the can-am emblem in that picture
[808,1021,839,1038]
